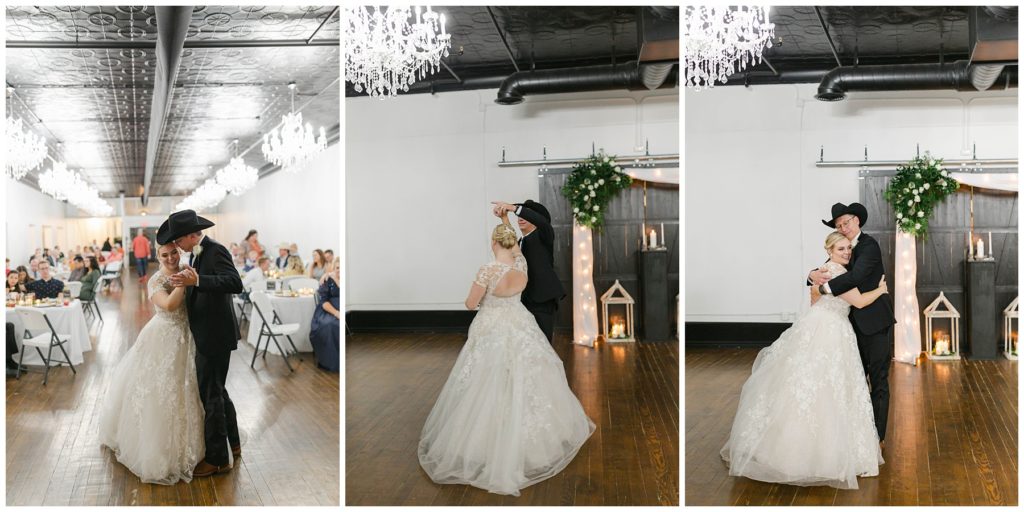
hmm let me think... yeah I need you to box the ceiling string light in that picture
[216,139,259,195]
[260,82,328,174]
[683,6,775,89]
[5,87,49,180]
[345,5,452,99]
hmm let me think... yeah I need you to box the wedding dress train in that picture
[418,254,595,496]
[720,261,883,489]
[98,270,205,484]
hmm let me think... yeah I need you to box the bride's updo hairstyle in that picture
[492,223,518,249]
[824,231,846,254]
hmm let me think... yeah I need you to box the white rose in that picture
[593,205,599,211]
[590,191,596,197]
[918,211,924,217]
[573,207,579,213]
[603,157,609,163]
[588,185,593,190]
[598,179,605,185]
[915,173,921,179]
[915,223,921,230]
[614,166,621,172]
[591,170,597,175]
[896,212,903,219]
[591,216,597,223]
[613,175,620,181]
[904,188,910,194]
[939,180,946,186]
[907,200,913,206]
[914,195,921,202]
[923,183,930,190]
[193,244,204,257]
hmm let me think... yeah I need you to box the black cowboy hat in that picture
[157,209,215,245]
[822,202,868,229]
[522,199,551,223]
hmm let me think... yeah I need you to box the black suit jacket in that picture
[515,204,566,304]
[187,236,243,357]
[809,232,895,336]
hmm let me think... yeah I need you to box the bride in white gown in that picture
[418,214,595,496]
[98,242,204,484]
[720,232,888,490]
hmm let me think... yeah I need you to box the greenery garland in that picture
[561,152,633,229]
[883,152,959,238]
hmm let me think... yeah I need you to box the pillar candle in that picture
[967,232,972,259]
[660,223,665,246]
[989,232,993,256]
[649,229,658,249]
[977,238,985,259]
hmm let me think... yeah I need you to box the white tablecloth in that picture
[245,295,315,355]
[7,300,92,366]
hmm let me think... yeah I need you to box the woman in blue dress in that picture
[309,260,340,372]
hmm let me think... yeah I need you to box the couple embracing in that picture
[98,210,243,484]
[721,202,896,490]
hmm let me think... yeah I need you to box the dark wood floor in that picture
[346,332,679,505]
[686,347,1018,506]
[6,267,339,506]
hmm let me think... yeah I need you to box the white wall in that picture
[4,177,70,268]
[214,142,340,260]
[685,84,1018,323]
[346,88,679,310]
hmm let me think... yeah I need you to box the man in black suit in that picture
[492,199,566,343]
[809,202,896,447]
[159,210,244,477]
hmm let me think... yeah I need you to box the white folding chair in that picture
[16,308,77,385]
[286,277,319,292]
[66,281,83,299]
[233,295,251,324]
[81,276,104,323]
[100,260,123,291]
[249,291,301,373]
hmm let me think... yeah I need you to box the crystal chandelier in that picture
[345,6,452,98]
[216,140,258,195]
[177,179,227,213]
[261,82,328,173]
[5,92,48,179]
[683,6,775,89]
[38,161,113,216]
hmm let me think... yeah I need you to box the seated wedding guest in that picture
[243,229,265,257]
[42,248,56,266]
[5,258,10,276]
[6,271,27,296]
[307,249,327,280]
[309,260,340,372]
[53,245,65,262]
[16,266,33,288]
[242,256,271,300]
[107,243,124,262]
[6,322,18,377]
[28,258,41,280]
[102,237,112,252]
[30,248,43,265]
[323,249,334,265]
[275,244,290,270]
[243,250,259,272]
[78,257,101,302]
[283,252,305,276]
[68,255,86,282]
[288,242,304,268]
[24,260,63,299]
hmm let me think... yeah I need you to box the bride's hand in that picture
[878,275,888,294]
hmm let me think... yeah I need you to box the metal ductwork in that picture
[495,62,678,105]
[815,61,1018,101]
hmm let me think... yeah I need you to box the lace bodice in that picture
[815,261,851,316]
[473,254,528,309]
[148,270,188,323]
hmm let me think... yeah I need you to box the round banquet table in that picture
[245,294,315,355]
[7,300,92,366]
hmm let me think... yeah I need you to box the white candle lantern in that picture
[1003,296,1018,360]
[923,291,961,360]
[600,279,635,343]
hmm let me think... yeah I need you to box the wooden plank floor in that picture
[685,347,1018,506]
[345,332,679,505]
[5,268,339,506]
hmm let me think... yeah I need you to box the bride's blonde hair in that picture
[824,231,846,254]
[492,223,518,249]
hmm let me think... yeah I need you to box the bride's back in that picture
[476,254,529,306]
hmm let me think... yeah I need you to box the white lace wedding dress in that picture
[720,261,883,489]
[98,269,205,484]
[418,253,596,496]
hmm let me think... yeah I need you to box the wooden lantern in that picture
[600,279,634,343]
[1004,296,1018,360]
[923,291,960,360]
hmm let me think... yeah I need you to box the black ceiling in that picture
[345,6,676,97]
[727,6,1018,83]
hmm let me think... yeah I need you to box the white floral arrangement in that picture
[883,152,959,238]
[560,152,633,229]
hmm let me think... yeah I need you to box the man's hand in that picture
[169,266,198,288]
[490,201,515,216]
[809,268,831,286]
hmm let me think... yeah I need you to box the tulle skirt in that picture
[98,313,205,484]
[720,306,883,489]
[418,304,595,496]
